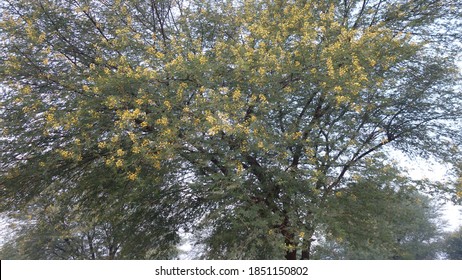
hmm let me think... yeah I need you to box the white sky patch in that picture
[392,150,462,231]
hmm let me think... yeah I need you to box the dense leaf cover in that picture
[1,0,461,259]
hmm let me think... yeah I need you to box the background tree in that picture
[1,0,461,259]
[442,226,462,260]
[0,163,182,259]
[312,157,445,260]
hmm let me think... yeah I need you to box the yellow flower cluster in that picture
[132,146,141,154]
[116,149,125,156]
[232,89,241,101]
[127,172,137,181]
[127,167,142,181]
[106,96,118,109]
[164,100,172,111]
[58,150,71,158]
[156,116,169,126]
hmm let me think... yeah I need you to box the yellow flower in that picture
[132,108,141,117]
[258,67,266,75]
[258,94,267,103]
[45,113,54,122]
[205,115,216,124]
[257,141,264,148]
[208,126,220,136]
[326,57,335,77]
[164,100,172,110]
[132,146,140,154]
[292,131,303,140]
[58,150,73,159]
[141,139,149,147]
[127,132,136,142]
[22,85,32,94]
[127,172,137,181]
[236,162,244,174]
[369,59,377,67]
[38,33,46,43]
[336,95,348,104]
[199,56,207,64]
[156,116,169,126]
[153,161,161,169]
[232,89,241,101]
[116,149,125,156]
[115,159,123,168]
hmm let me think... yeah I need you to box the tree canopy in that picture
[312,160,446,260]
[442,226,462,260]
[1,0,461,259]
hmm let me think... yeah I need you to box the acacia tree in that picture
[1,0,461,259]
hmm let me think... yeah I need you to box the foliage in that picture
[1,0,461,259]
[312,159,445,259]
[0,164,182,259]
[442,226,462,260]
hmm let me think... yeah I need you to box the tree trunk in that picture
[301,245,311,260]
[285,247,297,260]
[280,214,298,260]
